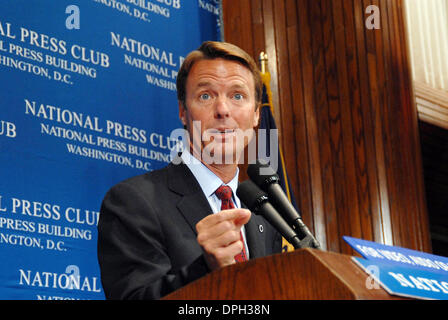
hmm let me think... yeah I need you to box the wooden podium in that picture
[163,249,405,300]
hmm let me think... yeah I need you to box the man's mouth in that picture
[207,128,237,141]
[217,129,235,133]
[208,127,236,134]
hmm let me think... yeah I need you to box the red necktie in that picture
[215,185,248,262]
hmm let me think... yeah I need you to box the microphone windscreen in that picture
[247,160,277,188]
[236,180,267,211]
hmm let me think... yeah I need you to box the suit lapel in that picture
[241,202,266,259]
[167,161,213,235]
[176,192,213,235]
[167,158,266,259]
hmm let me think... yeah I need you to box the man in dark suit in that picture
[97,41,282,300]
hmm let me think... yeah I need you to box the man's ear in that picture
[253,103,261,127]
[178,101,187,126]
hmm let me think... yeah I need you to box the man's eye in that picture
[233,93,243,100]
[200,93,211,100]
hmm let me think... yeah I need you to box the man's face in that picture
[179,58,259,164]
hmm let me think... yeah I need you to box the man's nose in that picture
[214,96,230,118]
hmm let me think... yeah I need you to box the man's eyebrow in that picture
[229,83,248,90]
[194,82,249,90]
[196,81,212,88]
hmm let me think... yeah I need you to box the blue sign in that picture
[344,236,448,274]
[354,257,448,300]
[345,236,448,300]
[0,0,221,300]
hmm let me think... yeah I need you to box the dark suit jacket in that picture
[97,160,282,300]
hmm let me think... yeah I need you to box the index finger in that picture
[198,208,251,228]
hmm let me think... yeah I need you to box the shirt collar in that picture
[181,149,239,198]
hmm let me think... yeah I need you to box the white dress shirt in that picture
[181,149,249,258]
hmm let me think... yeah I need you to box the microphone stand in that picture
[263,176,321,250]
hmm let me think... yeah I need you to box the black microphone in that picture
[236,179,303,249]
[247,160,321,249]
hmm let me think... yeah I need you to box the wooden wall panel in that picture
[222,0,431,253]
